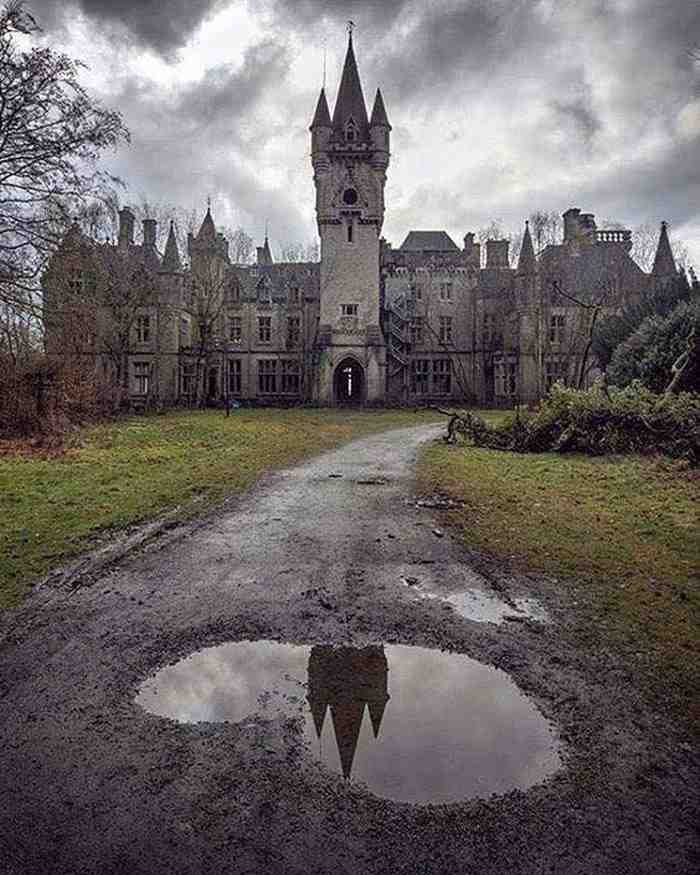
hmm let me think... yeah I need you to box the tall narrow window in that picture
[133,362,150,395]
[347,220,353,244]
[228,359,242,394]
[439,316,453,344]
[229,316,242,343]
[258,316,272,343]
[287,316,300,347]
[135,315,150,343]
[258,359,277,393]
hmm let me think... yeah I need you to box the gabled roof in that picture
[331,32,370,142]
[370,88,391,129]
[652,221,676,277]
[310,87,332,129]
[399,231,460,253]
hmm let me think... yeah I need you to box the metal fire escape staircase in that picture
[385,290,414,392]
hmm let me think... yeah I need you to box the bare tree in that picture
[228,226,254,265]
[0,1,129,318]
[279,241,320,263]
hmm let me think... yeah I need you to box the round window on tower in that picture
[343,188,358,206]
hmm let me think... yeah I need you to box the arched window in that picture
[345,118,358,143]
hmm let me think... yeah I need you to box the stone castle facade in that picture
[43,32,678,408]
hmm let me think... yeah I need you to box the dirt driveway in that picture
[0,424,697,874]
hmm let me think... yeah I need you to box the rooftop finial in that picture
[347,19,355,41]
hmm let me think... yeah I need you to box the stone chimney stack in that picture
[118,207,135,248]
[485,239,510,268]
[142,218,157,248]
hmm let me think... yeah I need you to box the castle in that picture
[43,31,678,408]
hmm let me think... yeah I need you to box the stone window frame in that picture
[410,316,424,345]
[549,311,566,344]
[439,282,453,302]
[135,314,150,344]
[228,359,242,395]
[494,354,518,397]
[258,315,272,343]
[439,315,453,344]
[133,360,150,395]
[229,315,242,343]
[180,362,196,398]
[341,303,358,317]
[432,358,452,394]
[258,359,277,394]
[281,359,301,394]
[287,315,301,347]
[411,358,430,394]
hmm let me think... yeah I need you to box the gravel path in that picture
[0,424,697,874]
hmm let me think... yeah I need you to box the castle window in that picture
[287,316,300,347]
[494,355,518,397]
[411,359,430,394]
[439,282,453,302]
[227,280,240,303]
[135,315,150,343]
[229,316,242,343]
[345,118,358,143]
[133,361,150,395]
[228,359,242,395]
[550,313,566,344]
[281,360,300,394]
[289,286,300,306]
[439,315,453,344]
[343,188,358,206]
[410,317,424,345]
[347,219,353,244]
[341,303,358,317]
[544,357,566,390]
[258,359,277,394]
[181,362,195,398]
[258,316,272,343]
[432,359,451,394]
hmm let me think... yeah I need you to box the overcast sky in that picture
[28,0,700,267]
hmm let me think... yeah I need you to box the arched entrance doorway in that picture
[334,358,365,404]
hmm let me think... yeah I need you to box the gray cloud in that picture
[29,0,223,54]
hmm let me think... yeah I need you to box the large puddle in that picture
[137,641,561,804]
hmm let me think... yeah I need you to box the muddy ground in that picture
[0,425,697,874]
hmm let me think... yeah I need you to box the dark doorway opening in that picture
[334,358,365,404]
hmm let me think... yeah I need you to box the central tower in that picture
[310,29,391,404]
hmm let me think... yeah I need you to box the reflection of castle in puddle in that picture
[307,646,390,780]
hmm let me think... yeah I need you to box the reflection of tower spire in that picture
[306,645,390,781]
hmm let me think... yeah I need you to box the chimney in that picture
[486,239,510,268]
[563,208,580,244]
[118,207,135,247]
[142,218,157,248]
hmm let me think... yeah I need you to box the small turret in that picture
[652,221,676,279]
[160,221,182,274]
[256,235,273,266]
[196,206,217,246]
[310,88,332,172]
[118,206,135,248]
[370,88,391,169]
[517,220,536,273]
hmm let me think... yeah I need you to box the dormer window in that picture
[345,117,358,143]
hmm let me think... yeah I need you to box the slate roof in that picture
[370,88,391,128]
[310,88,332,129]
[331,33,370,142]
[399,231,461,253]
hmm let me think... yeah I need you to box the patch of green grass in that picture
[0,407,439,608]
[417,442,700,715]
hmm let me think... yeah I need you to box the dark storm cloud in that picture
[104,37,311,244]
[29,0,222,54]
[551,71,601,146]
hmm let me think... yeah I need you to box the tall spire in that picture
[370,88,391,129]
[331,28,370,141]
[310,87,332,129]
[161,220,182,273]
[651,221,676,278]
[517,220,536,273]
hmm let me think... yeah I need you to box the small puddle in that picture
[137,641,561,804]
[412,586,548,624]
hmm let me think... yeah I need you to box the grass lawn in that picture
[0,407,440,609]
[417,441,700,716]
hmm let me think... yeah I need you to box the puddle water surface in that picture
[137,641,561,804]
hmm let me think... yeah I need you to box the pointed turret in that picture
[367,695,389,738]
[310,87,332,129]
[652,221,676,278]
[256,235,273,266]
[331,31,370,143]
[197,205,217,244]
[161,221,182,273]
[517,220,536,273]
[370,88,391,129]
